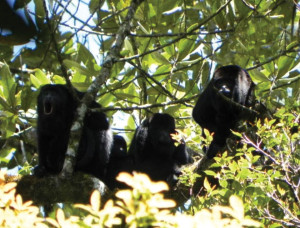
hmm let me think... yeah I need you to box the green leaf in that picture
[177,36,197,61]
[89,0,103,13]
[124,38,134,55]
[0,64,16,108]
[238,168,251,180]
[137,22,150,34]
[34,0,45,27]
[77,43,98,71]
[204,170,217,176]
[20,86,35,112]
[177,24,198,61]
[277,55,295,79]
[269,223,282,228]
[231,130,242,138]
[215,12,227,29]
[151,52,170,65]
[154,65,171,75]
[36,69,51,84]
[0,96,10,110]
[0,148,16,164]
[219,179,228,188]
[1,115,17,138]
[203,177,212,191]
[249,69,270,83]
[64,59,94,77]
[30,70,51,88]
[263,62,275,75]
[277,184,286,196]
[53,75,66,84]
[30,74,41,88]
[148,3,156,18]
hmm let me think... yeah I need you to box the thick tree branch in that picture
[16,173,111,206]
[61,0,145,178]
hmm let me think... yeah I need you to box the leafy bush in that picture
[185,106,299,227]
[0,171,260,227]
[0,171,50,227]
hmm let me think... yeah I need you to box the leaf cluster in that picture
[0,171,261,227]
[185,106,299,227]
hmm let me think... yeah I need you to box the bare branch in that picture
[242,134,280,165]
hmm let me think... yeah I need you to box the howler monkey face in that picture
[214,78,234,98]
[212,65,252,105]
[148,113,176,156]
[43,99,53,115]
[213,67,238,98]
[42,94,58,115]
[37,85,77,132]
[40,90,69,116]
[149,128,175,158]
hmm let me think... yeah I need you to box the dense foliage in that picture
[0,0,299,227]
[0,171,261,227]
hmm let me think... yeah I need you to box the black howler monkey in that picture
[192,65,255,158]
[128,113,191,185]
[34,84,112,179]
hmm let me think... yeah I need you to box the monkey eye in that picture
[43,100,53,114]
[218,85,231,97]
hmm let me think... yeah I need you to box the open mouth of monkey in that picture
[44,101,53,115]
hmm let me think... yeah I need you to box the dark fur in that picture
[33,84,112,179]
[192,65,255,158]
[128,113,190,185]
[105,135,134,189]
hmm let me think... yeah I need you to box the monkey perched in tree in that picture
[34,84,112,180]
[193,65,255,158]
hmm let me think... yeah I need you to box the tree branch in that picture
[16,172,111,206]
[246,43,300,71]
[61,0,145,178]
[98,94,198,112]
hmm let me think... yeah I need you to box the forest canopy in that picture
[0,0,299,227]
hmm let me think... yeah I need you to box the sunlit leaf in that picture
[90,190,101,211]
[56,209,65,225]
[203,177,212,191]
[229,195,244,220]
[0,64,16,107]
[115,190,132,201]
[231,130,242,138]
[3,182,17,192]
[64,59,94,77]
[249,69,270,84]
[116,172,134,186]
[241,218,261,227]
